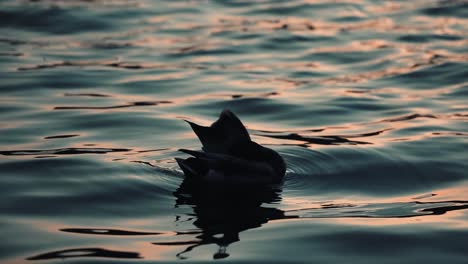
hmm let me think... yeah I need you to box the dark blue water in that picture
[1,0,467,263]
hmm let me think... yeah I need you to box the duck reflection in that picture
[160,179,290,259]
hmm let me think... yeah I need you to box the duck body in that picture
[176,110,286,185]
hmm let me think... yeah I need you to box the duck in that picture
[175,109,286,185]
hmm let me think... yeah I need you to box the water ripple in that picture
[0,147,131,156]
[54,101,172,110]
[60,228,163,236]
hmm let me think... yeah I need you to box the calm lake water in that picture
[1,0,468,263]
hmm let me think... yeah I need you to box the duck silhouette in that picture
[176,109,286,185]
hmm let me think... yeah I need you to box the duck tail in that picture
[184,109,251,153]
[184,120,216,152]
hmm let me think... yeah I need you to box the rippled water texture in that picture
[1,0,468,263]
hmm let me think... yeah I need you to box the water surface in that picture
[1,0,467,263]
